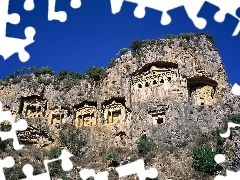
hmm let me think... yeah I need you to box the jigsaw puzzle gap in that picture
[48,0,67,22]
[231,83,240,96]
[110,0,240,36]
[233,8,240,36]
[70,0,81,9]
[214,85,240,179]
[236,7,240,18]
[215,154,226,164]
[0,0,36,62]
[116,159,158,180]
[110,0,124,14]
[20,149,74,180]
[0,102,28,150]
[24,0,35,11]
[79,169,109,180]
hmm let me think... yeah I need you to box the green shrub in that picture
[0,138,7,151]
[192,145,220,173]
[85,66,106,81]
[223,113,240,127]
[163,34,176,39]
[106,150,120,167]
[177,33,193,41]
[0,124,11,132]
[162,33,215,46]
[68,71,84,79]
[116,48,129,57]
[137,134,155,156]
[106,150,119,162]
[57,70,84,81]
[0,124,12,151]
[59,126,87,156]
[49,160,62,177]
[13,66,36,76]
[49,146,61,159]
[3,74,16,81]
[33,168,42,176]
[57,70,68,80]
[33,66,55,77]
[130,40,147,52]
[48,146,62,177]
[209,128,224,153]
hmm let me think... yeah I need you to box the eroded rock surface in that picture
[0,34,239,179]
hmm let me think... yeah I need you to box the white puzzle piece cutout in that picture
[0,102,28,150]
[214,84,240,179]
[48,0,81,22]
[20,149,74,180]
[116,159,158,180]
[0,0,36,62]
[24,0,35,11]
[110,0,240,36]
[79,169,109,180]
[231,83,240,96]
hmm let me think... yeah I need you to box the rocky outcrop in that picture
[0,33,239,179]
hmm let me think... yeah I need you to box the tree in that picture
[137,134,155,156]
[85,66,106,81]
[116,48,129,57]
[59,125,87,156]
[130,40,147,52]
[33,66,55,76]
[57,70,68,80]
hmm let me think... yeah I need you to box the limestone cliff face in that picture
[0,34,239,179]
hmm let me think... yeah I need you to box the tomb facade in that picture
[187,77,217,106]
[132,63,183,102]
[74,102,98,127]
[46,106,69,125]
[148,105,168,125]
[20,96,46,118]
[103,99,126,124]
[190,85,215,106]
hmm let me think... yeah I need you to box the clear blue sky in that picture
[0,0,239,85]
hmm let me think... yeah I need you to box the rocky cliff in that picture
[1,33,240,180]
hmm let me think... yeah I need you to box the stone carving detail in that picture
[148,105,168,125]
[132,63,183,102]
[103,99,126,124]
[190,85,215,106]
[46,106,69,126]
[188,77,217,106]
[20,96,47,118]
[74,102,98,127]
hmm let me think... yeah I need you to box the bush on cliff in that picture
[59,125,87,156]
[137,134,155,156]
[192,145,220,173]
[85,66,106,81]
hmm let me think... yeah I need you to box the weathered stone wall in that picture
[0,34,239,154]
